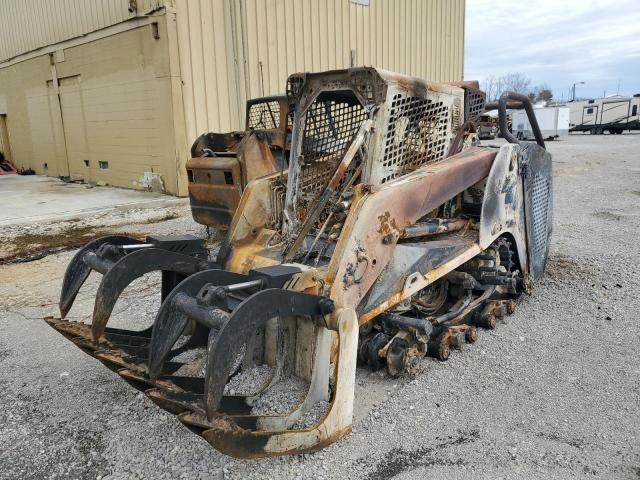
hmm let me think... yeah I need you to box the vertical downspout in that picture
[164,5,189,196]
[50,55,71,178]
[229,0,246,128]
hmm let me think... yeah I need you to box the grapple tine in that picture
[201,308,358,458]
[181,322,332,433]
[59,235,142,317]
[90,248,207,343]
[203,288,335,419]
[147,269,248,379]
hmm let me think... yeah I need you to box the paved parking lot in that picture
[1,133,639,479]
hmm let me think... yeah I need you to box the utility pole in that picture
[572,81,585,101]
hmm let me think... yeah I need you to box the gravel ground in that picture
[1,133,639,479]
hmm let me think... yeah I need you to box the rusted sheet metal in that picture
[236,134,281,184]
[187,95,291,229]
[327,147,496,310]
[478,144,528,273]
[187,133,280,230]
[188,183,242,229]
[187,155,243,229]
[223,172,287,273]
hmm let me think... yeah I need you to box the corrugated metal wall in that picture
[175,0,465,140]
[0,0,163,63]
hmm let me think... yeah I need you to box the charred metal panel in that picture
[463,88,486,121]
[478,144,529,274]
[187,96,290,229]
[327,147,496,311]
[521,143,553,279]
[357,237,474,316]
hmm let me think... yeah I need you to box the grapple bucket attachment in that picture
[47,263,359,458]
[58,234,211,342]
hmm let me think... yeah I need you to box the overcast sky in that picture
[464,0,640,100]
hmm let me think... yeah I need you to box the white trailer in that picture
[567,96,640,134]
[512,106,570,141]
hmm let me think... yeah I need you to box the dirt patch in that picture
[544,253,590,283]
[362,430,479,479]
[0,225,144,264]
[592,210,622,221]
[0,210,178,264]
[553,161,592,176]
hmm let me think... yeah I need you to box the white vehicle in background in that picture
[567,95,640,134]
[513,106,570,141]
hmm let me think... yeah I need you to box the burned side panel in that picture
[521,143,553,279]
[187,96,291,230]
[327,148,496,312]
[478,144,529,274]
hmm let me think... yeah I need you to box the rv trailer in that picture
[568,95,640,134]
[513,106,570,141]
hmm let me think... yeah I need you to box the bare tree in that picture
[532,83,553,103]
[481,72,533,101]
[500,72,531,94]
[481,75,503,101]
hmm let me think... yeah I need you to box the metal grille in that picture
[247,101,280,129]
[380,93,450,183]
[464,88,485,120]
[301,100,367,164]
[531,172,551,255]
[298,98,367,206]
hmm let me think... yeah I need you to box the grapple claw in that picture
[59,235,142,317]
[201,309,358,458]
[59,234,210,342]
[203,288,334,418]
[90,247,209,342]
[147,269,248,379]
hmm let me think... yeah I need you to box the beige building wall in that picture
[175,0,466,142]
[0,19,181,191]
[0,0,466,196]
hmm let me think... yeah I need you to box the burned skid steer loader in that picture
[46,68,553,458]
[187,95,291,229]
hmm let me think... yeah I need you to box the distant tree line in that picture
[482,73,553,103]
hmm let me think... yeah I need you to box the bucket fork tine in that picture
[90,248,210,343]
[147,269,249,379]
[201,308,358,458]
[59,235,142,318]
